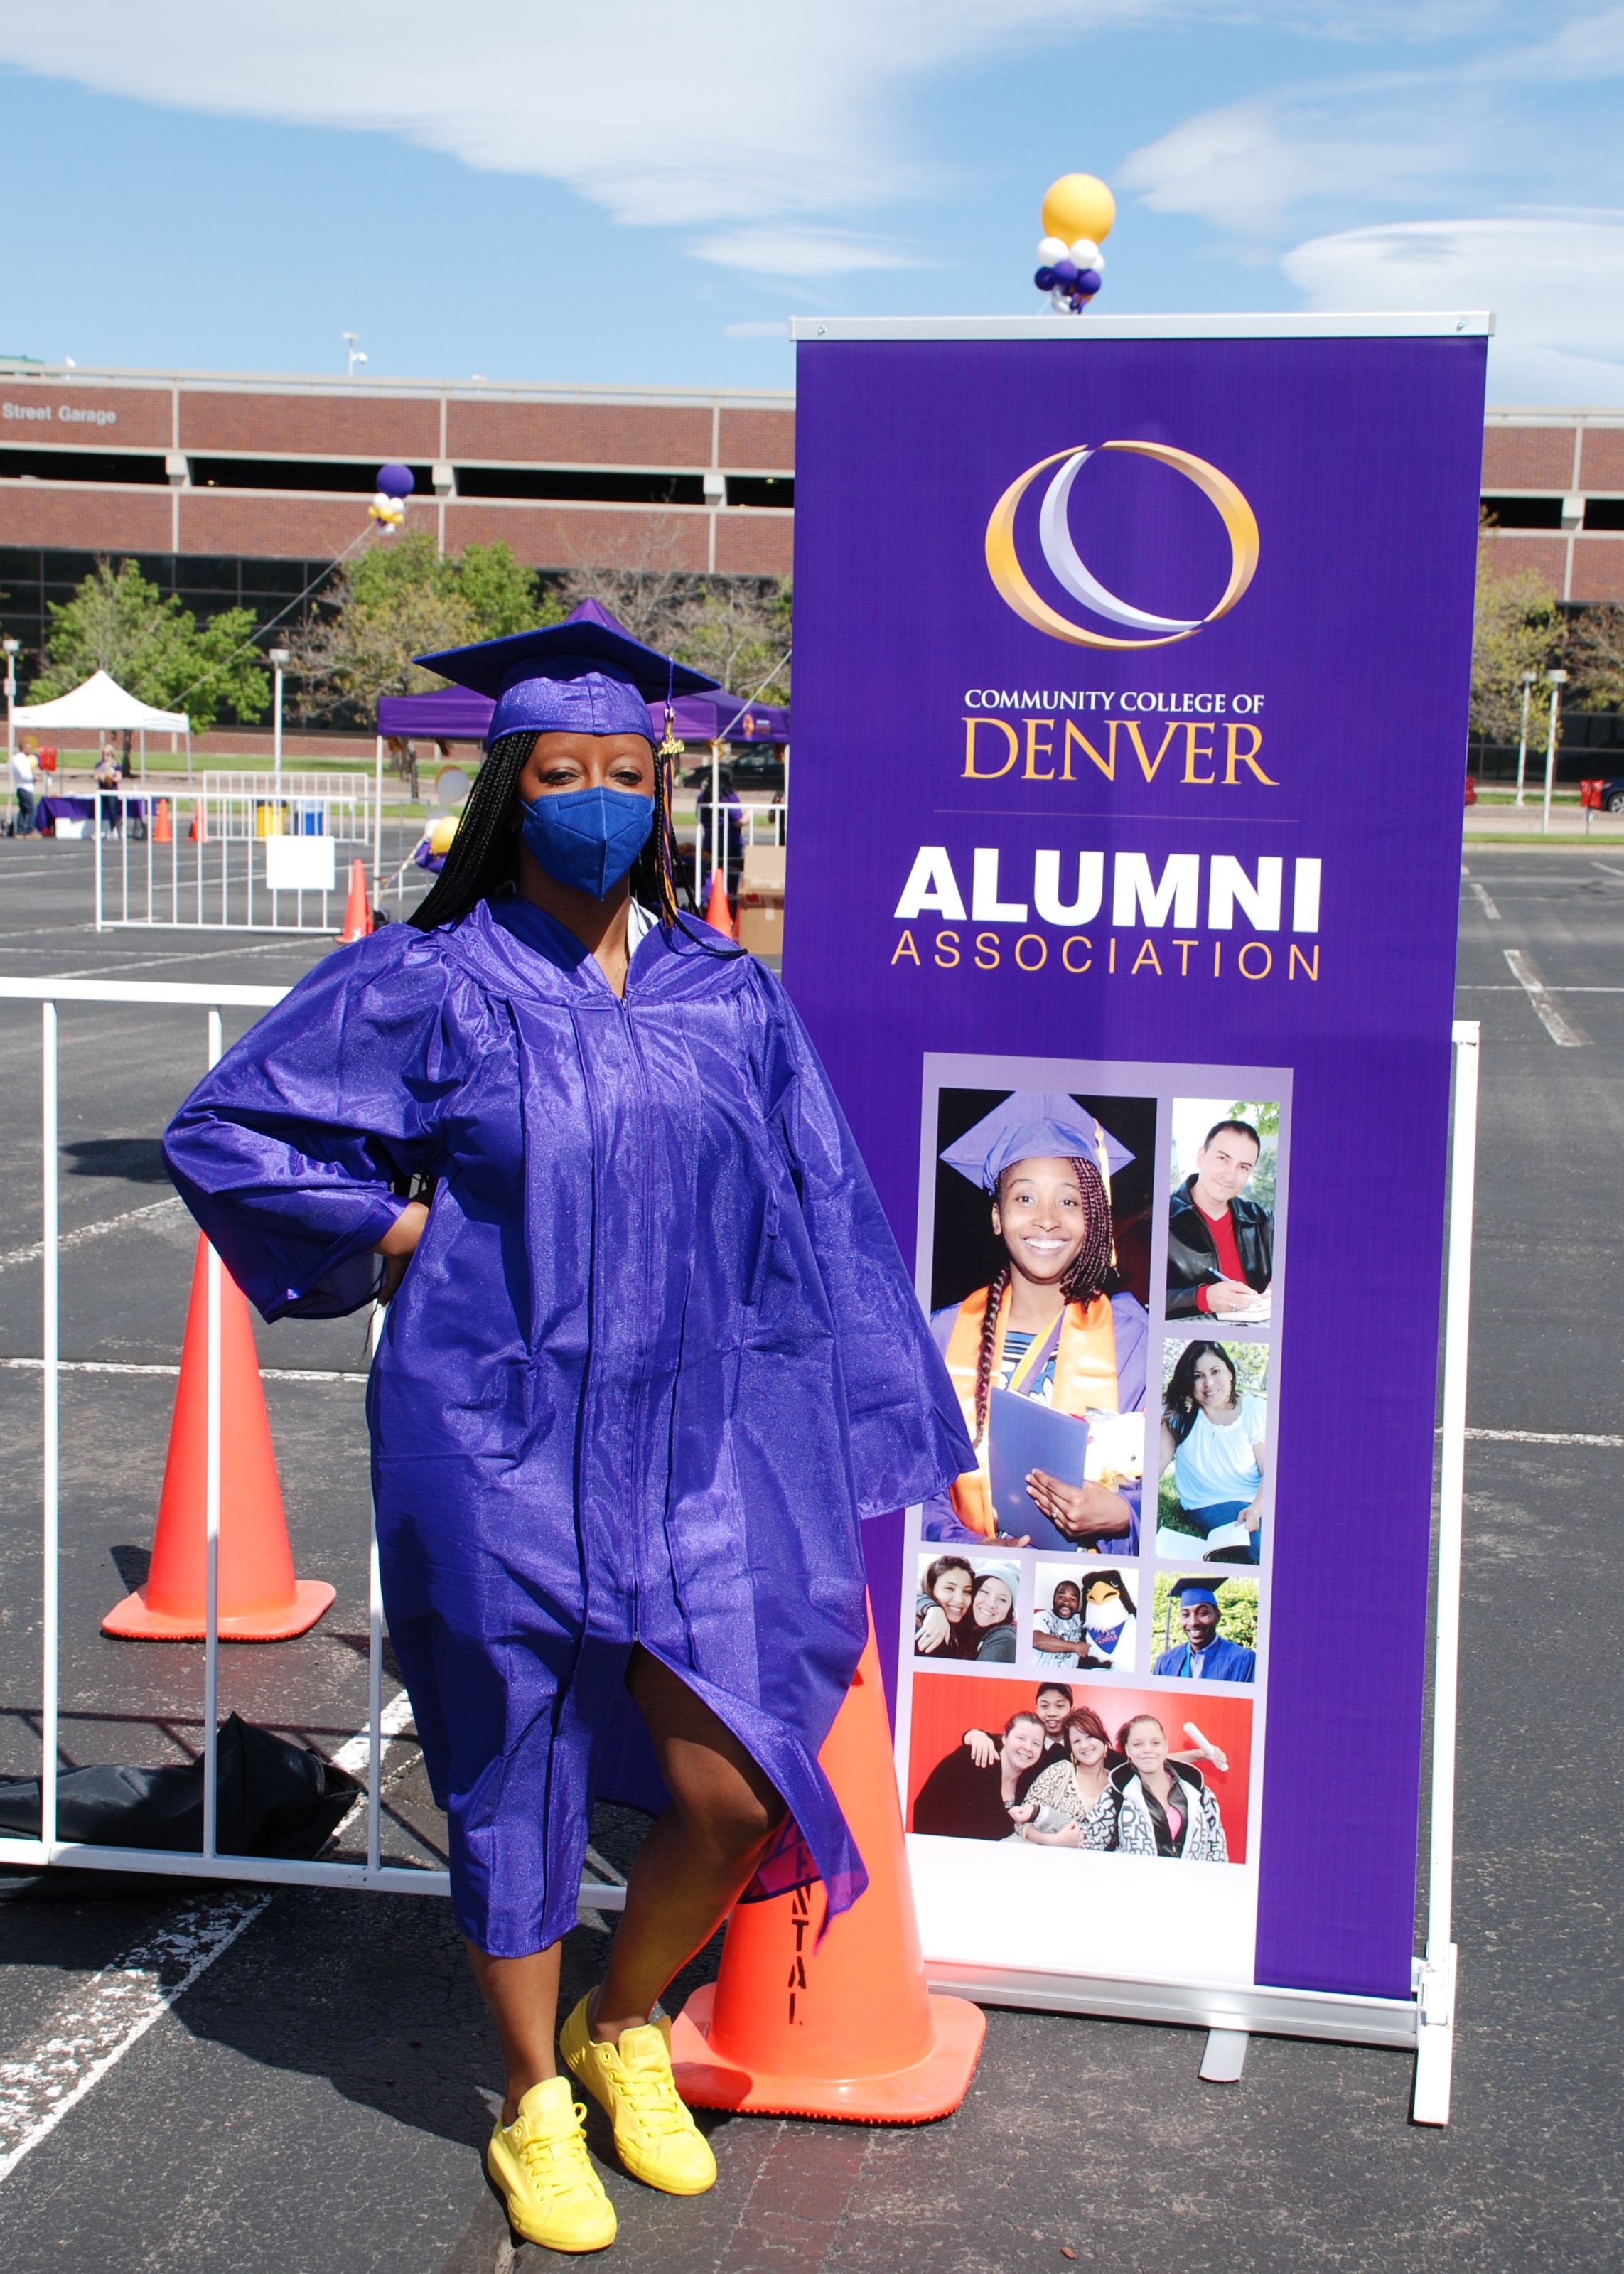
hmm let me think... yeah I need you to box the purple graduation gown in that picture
[163,894,971,1956]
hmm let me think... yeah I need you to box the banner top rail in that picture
[790,311,1494,343]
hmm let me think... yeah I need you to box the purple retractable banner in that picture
[785,315,1486,2024]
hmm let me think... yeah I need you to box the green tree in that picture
[1566,602,1624,714]
[1470,529,1562,748]
[289,535,548,717]
[672,577,791,704]
[28,557,269,734]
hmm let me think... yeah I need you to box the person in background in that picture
[1158,1341,1267,1565]
[1152,1575,1257,1681]
[1166,1120,1273,1319]
[9,735,39,835]
[94,741,122,836]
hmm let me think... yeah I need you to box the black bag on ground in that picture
[0,1713,361,1886]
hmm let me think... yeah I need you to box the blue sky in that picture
[1,2,1623,404]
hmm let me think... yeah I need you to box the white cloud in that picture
[694,227,925,277]
[0,0,1139,239]
[0,0,1539,262]
[1283,216,1624,401]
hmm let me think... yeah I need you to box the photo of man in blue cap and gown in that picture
[1152,1577,1257,1682]
[925,1091,1149,1550]
[163,601,972,2256]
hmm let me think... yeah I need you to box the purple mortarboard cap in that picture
[416,599,719,745]
[1169,1577,1223,1606]
[940,1091,1134,1192]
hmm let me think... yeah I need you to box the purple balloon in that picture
[1051,259,1080,284]
[1034,265,1056,291]
[376,461,415,499]
[1077,269,1102,294]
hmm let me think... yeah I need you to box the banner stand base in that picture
[1200,2029,1249,2083]
[923,1962,1421,2052]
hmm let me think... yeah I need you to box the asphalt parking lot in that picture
[0,836,1620,2273]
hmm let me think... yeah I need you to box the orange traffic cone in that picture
[102,1235,335,1641]
[337,857,372,943]
[188,799,206,842]
[704,867,733,938]
[152,797,171,844]
[669,1609,985,2120]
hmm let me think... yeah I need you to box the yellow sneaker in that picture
[485,2075,617,2253]
[560,1994,717,2197]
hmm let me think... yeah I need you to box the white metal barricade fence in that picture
[200,773,375,842]
[92,790,375,934]
[0,976,623,1918]
[691,798,786,901]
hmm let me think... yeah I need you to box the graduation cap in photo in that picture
[417,599,719,745]
[1168,1576,1225,1609]
[941,1093,1133,1278]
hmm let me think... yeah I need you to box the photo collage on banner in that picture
[896,1055,1287,1988]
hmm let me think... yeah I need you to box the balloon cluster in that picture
[1031,172,1116,315]
[1035,235,1107,312]
[370,460,414,533]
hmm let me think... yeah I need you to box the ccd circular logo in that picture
[984,441,1259,651]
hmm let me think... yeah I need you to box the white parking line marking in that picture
[1503,948,1588,1046]
[0,1893,271,2184]
[0,1358,369,1384]
[1466,880,1500,920]
[0,1693,421,2188]
[0,1196,185,1275]
[1467,1426,1624,1448]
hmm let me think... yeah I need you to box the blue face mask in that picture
[519,784,654,901]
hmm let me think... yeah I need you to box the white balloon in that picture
[1089,248,1107,275]
[1068,238,1099,266]
[1037,236,1068,263]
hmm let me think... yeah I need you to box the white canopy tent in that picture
[13,669,190,779]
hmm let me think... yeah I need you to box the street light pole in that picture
[269,648,289,808]
[3,638,18,759]
[1515,669,1536,807]
[1542,668,1569,837]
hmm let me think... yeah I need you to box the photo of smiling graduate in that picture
[923,1089,1151,1550]
[1151,1574,1258,1683]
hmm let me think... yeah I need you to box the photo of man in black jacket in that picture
[1166,1118,1274,1320]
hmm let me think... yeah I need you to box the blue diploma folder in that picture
[987,1388,1091,1550]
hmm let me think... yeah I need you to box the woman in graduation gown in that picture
[163,608,971,2255]
[925,1095,1147,1552]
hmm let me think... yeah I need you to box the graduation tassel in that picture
[654,695,684,929]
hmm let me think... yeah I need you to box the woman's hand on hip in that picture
[374,1199,429,1304]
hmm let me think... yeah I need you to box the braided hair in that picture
[971,1154,1114,1444]
[409,726,697,935]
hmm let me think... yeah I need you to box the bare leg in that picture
[591,1645,785,2042]
[466,1938,562,2124]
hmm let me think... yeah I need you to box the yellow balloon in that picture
[429,813,459,854]
[1040,173,1115,245]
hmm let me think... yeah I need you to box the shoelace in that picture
[613,2059,692,2139]
[517,2105,598,2197]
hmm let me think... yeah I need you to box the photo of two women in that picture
[905,1673,1252,1862]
